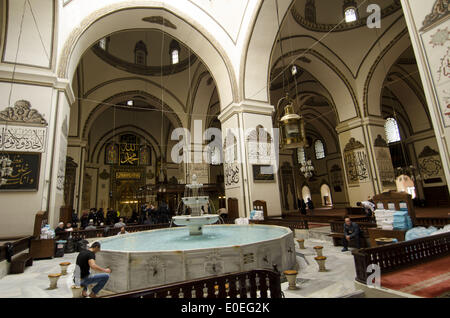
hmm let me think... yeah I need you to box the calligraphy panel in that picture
[139,145,151,165]
[343,138,370,185]
[119,143,139,166]
[0,152,40,191]
[105,143,119,165]
[420,26,450,126]
[0,125,47,153]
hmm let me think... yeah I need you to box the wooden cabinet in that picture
[367,228,407,247]
[30,239,55,259]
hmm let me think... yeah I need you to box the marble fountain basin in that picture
[172,214,219,235]
[95,224,296,293]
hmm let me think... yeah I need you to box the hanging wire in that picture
[374,26,409,168]
[2,0,27,167]
[250,0,370,102]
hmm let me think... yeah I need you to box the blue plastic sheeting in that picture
[405,226,438,241]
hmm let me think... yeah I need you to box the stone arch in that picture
[363,29,412,117]
[82,90,183,140]
[320,183,332,206]
[301,184,311,201]
[57,2,237,110]
[92,125,162,164]
[242,0,295,102]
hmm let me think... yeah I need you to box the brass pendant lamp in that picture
[275,0,307,150]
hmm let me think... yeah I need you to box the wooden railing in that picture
[352,232,450,284]
[250,219,309,230]
[102,269,282,298]
[414,217,449,228]
[56,223,172,241]
[329,221,377,234]
[0,236,33,262]
[281,213,373,224]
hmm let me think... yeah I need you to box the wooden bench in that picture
[352,231,450,285]
[329,221,377,248]
[10,253,33,274]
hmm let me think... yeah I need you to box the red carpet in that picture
[381,256,450,297]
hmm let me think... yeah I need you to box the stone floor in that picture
[0,253,112,298]
[0,236,360,298]
[281,238,360,298]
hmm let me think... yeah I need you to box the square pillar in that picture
[218,101,282,218]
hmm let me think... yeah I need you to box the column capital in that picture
[218,100,274,123]
[336,116,386,134]
[68,137,88,148]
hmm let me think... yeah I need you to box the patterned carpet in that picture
[381,256,450,298]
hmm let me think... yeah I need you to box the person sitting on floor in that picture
[55,222,65,234]
[117,226,128,235]
[114,218,126,228]
[342,217,361,252]
[84,220,97,231]
[75,241,111,298]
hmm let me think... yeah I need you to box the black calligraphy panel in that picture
[0,152,40,191]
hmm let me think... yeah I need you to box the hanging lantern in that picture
[278,94,307,149]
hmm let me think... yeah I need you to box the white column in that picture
[218,100,283,218]
[401,0,450,194]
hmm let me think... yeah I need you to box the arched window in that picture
[169,40,180,65]
[134,41,148,65]
[320,184,332,206]
[384,117,401,143]
[314,140,325,159]
[99,38,107,50]
[302,186,311,201]
[297,147,306,165]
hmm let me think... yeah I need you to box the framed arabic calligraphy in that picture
[119,143,139,165]
[0,152,40,191]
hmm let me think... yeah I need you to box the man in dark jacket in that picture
[342,217,361,251]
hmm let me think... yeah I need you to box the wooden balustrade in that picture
[102,269,282,298]
[329,221,377,234]
[56,223,173,241]
[352,232,450,284]
[250,219,309,230]
[281,213,373,224]
[414,217,449,228]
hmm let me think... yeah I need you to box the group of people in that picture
[139,202,171,224]
[297,198,315,215]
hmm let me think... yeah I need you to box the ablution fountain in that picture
[172,174,219,235]
[95,175,296,293]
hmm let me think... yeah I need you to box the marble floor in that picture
[281,238,361,298]
[0,253,113,298]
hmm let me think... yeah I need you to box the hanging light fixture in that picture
[275,0,308,150]
[300,159,314,179]
[343,0,358,23]
[278,93,307,149]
